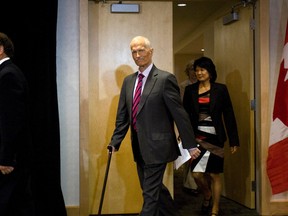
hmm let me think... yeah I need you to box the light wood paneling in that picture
[66,206,79,216]
[258,1,270,215]
[214,6,255,208]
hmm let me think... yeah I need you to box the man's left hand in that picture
[189,147,201,160]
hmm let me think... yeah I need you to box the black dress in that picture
[190,90,224,173]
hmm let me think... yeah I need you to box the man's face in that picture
[131,42,153,71]
[0,45,5,59]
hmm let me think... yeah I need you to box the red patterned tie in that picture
[132,73,144,131]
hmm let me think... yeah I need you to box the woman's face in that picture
[195,66,210,82]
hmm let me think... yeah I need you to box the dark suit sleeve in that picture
[109,77,130,150]
[163,73,197,149]
[0,72,26,166]
[183,85,195,122]
[221,85,240,146]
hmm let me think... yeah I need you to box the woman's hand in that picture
[230,146,238,154]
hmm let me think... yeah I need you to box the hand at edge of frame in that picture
[0,165,14,175]
[230,146,238,154]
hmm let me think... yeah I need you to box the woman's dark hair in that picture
[193,56,217,82]
[0,32,14,58]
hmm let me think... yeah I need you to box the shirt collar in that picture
[138,63,153,78]
[0,57,10,65]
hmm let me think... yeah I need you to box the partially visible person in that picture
[183,56,239,216]
[179,60,199,196]
[179,60,197,100]
[0,32,34,216]
[108,36,201,216]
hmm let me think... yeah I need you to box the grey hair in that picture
[130,36,151,49]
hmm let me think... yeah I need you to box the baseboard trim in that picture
[90,214,138,216]
[66,206,79,216]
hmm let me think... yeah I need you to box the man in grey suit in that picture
[108,36,200,216]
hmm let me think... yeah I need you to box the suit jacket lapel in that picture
[137,65,158,114]
[129,72,138,97]
[128,72,138,118]
[209,83,216,112]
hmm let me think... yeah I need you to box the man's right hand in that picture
[107,145,116,153]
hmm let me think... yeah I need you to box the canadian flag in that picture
[267,20,288,195]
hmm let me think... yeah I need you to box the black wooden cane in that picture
[98,146,113,216]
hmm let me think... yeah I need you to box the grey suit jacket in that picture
[110,65,197,164]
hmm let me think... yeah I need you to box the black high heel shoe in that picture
[201,197,212,214]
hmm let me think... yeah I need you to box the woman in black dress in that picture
[183,57,239,216]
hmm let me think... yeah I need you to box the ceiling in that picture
[172,0,239,54]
